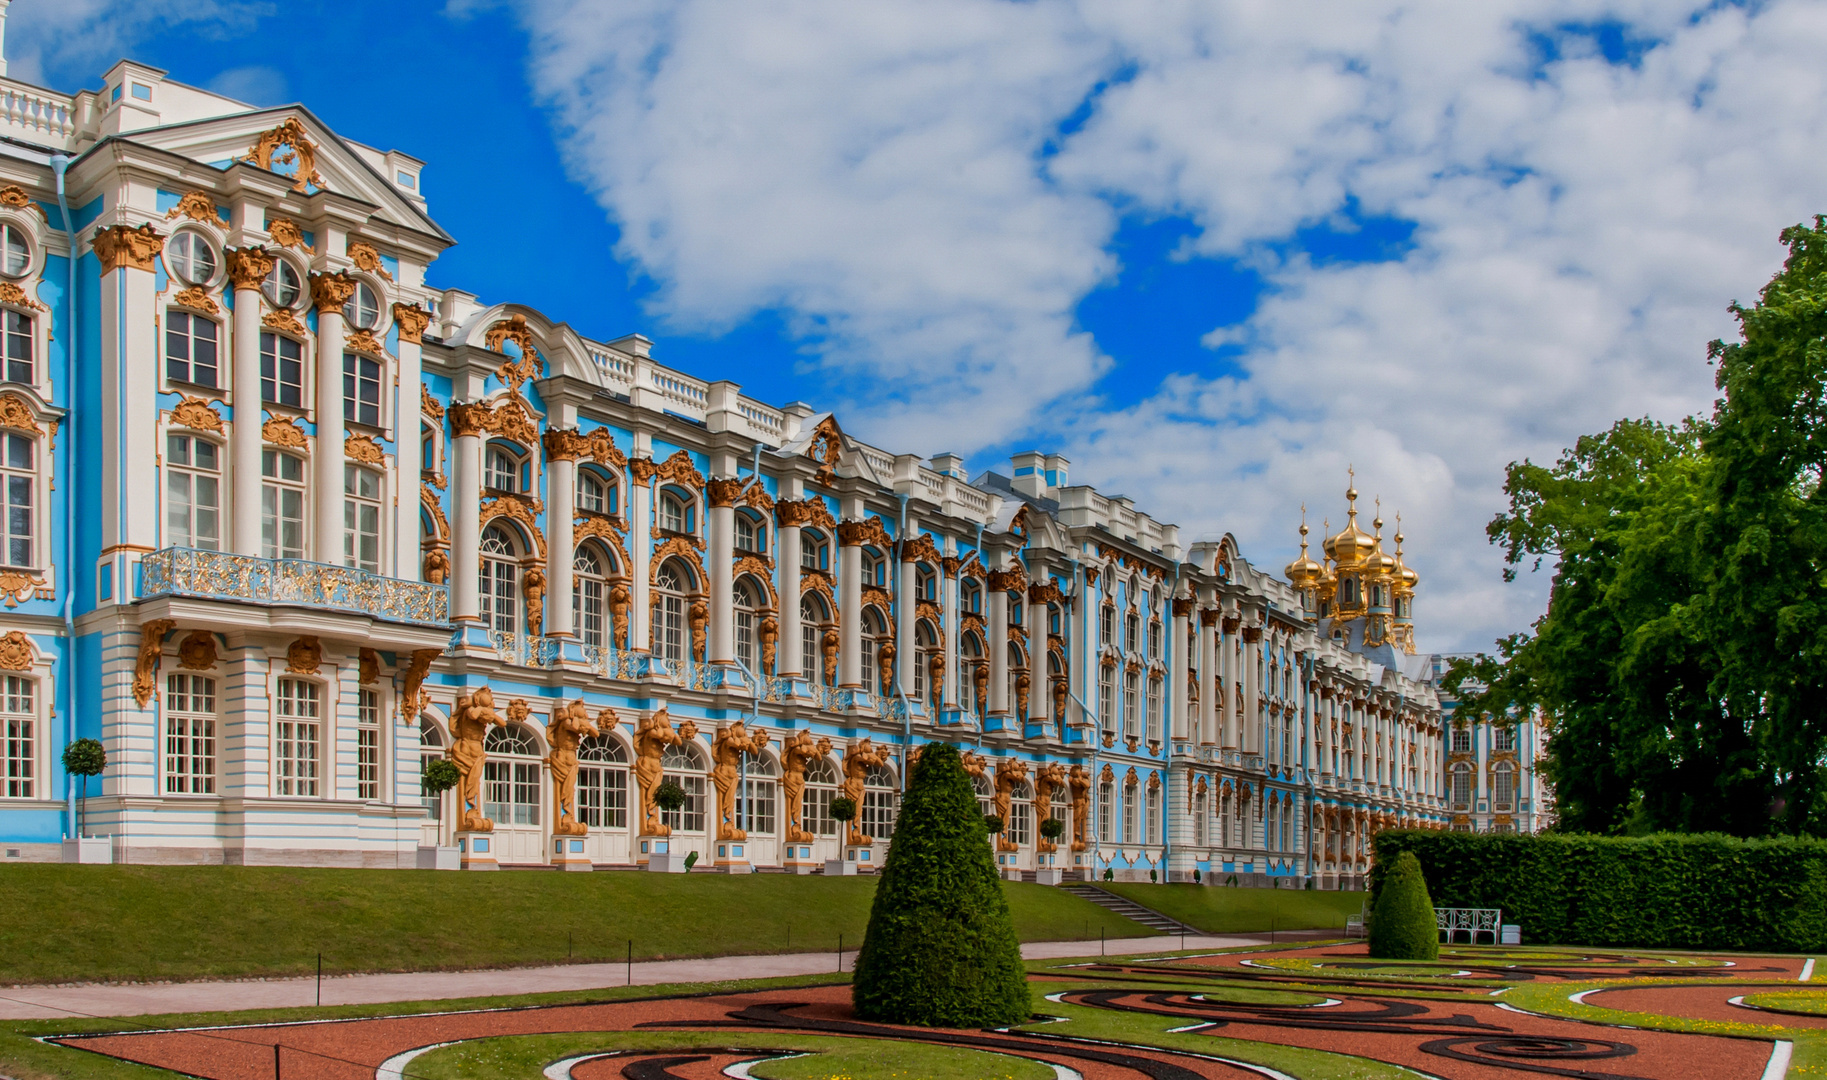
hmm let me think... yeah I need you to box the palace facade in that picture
[0,49,1473,885]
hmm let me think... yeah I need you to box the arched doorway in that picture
[578,731,631,864]
[483,720,545,863]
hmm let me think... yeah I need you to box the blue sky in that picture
[12,0,1826,653]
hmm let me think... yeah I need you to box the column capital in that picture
[92,223,163,273]
[309,269,358,311]
[226,245,276,289]
[392,302,432,343]
[707,477,744,508]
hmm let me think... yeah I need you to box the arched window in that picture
[862,764,898,839]
[1007,641,1026,712]
[961,577,982,615]
[165,433,220,551]
[578,734,627,828]
[660,740,707,832]
[573,544,610,647]
[653,560,692,662]
[1008,781,1033,847]
[1122,668,1139,738]
[916,566,936,601]
[342,280,380,330]
[1492,762,1515,809]
[485,446,523,493]
[576,468,617,516]
[961,631,985,715]
[734,577,763,673]
[1124,610,1139,654]
[862,549,885,587]
[419,719,444,820]
[262,258,300,308]
[483,723,541,825]
[1098,664,1115,738]
[735,511,765,554]
[913,621,938,702]
[740,751,778,835]
[801,528,829,572]
[803,756,839,836]
[861,607,888,694]
[1451,762,1472,808]
[801,592,833,685]
[972,774,994,819]
[479,524,520,634]
[659,490,691,534]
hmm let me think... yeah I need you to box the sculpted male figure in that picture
[448,687,506,832]
[1033,762,1066,852]
[993,758,1030,853]
[546,701,609,836]
[1067,764,1092,852]
[840,738,892,846]
[633,709,699,836]
[711,721,772,841]
[780,731,832,843]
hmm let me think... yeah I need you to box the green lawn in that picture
[1096,881,1367,933]
[0,865,1151,984]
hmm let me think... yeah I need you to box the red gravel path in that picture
[1585,983,1827,1029]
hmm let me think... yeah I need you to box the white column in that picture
[450,425,482,621]
[1065,574,1083,731]
[708,483,735,663]
[940,553,959,707]
[393,305,428,578]
[546,453,576,637]
[1027,584,1048,726]
[987,578,1008,715]
[630,468,653,653]
[1169,599,1190,740]
[227,249,272,557]
[896,553,915,695]
[838,534,862,688]
[778,517,802,676]
[310,274,349,565]
[1198,609,1217,744]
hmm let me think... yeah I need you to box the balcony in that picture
[138,548,450,628]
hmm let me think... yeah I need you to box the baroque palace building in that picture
[0,45,1466,885]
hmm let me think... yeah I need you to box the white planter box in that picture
[1034,868,1064,885]
[646,851,689,873]
[417,845,459,870]
[824,858,858,876]
[61,837,112,864]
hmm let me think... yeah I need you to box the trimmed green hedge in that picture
[1371,829,1827,951]
[1368,852,1438,960]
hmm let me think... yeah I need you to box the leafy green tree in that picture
[851,742,1029,1026]
[1457,218,1827,837]
[1368,851,1439,961]
[62,738,106,837]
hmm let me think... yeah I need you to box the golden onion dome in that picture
[1393,518,1419,595]
[1285,516,1324,588]
[1323,478,1378,568]
[1367,509,1398,579]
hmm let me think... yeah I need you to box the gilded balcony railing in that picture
[139,547,450,628]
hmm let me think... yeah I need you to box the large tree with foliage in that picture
[1453,218,1827,838]
[850,741,1030,1027]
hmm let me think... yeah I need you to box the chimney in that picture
[929,452,965,479]
[1010,451,1046,498]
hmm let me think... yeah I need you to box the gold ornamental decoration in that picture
[346,240,394,281]
[420,384,445,420]
[706,477,743,509]
[163,191,218,223]
[286,636,323,674]
[776,496,835,531]
[780,731,833,842]
[393,303,432,344]
[344,327,386,356]
[742,481,775,513]
[242,117,325,193]
[262,415,308,450]
[449,395,537,446]
[449,687,507,831]
[0,630,32,671]
[1033,762,1065,853]
[631,449,705,490]
[836,516,890,549]
[649,537,705,586]
[359,648,379,686]
[169,286,218,315]
[1027,580,1065,607]
[711,721,772,841]
[0,185,42,216]
[0,393,40,435]
[400,647,440,719]
[841,739,892,846]
[633,708,699,837]
[0,282,45,312]
[479,495,547,559]
[266,217,313,253]
[227,246,277,290]
[176,630,218,671]
[92,223,163,273]
[169,396,223,434]
[345,434,384,465]
[898,532,940,566]
[309,271,357,313]
[547,701,609,836]
[543,425,626,466]
[484,314,542,390]
[732,555,777,608]
[132,619,176,707]
[992,759,1030,852]
[262,309,308,337]
[805,415,843,486]
[1067,764,1092,851]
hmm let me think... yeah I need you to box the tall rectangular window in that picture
[1,432,32,567]
[741,777,777,835]
[1097,781,1112,843]
[1125,612,1138,654]
[1122,784,1136,843]
[579,760,627,828]
[274,678,320,797]
[1123,670,1139,737]
[1493,725,1515,752]
[259,332,303,407]
[163,673,216,794]
[3,310,32,384]
[1146,677,1161,743]
[357,688,380,800]
[485,760,541,825]
[165,434,221,550]
[1,675,32,798]
[1146,785,1160,845]
[342,353,381,427]
[1451,726,1471,754]
[1008,798,1031,846]
[262,450,306,560]
[1100,605,1113,647]
[165,311,219,387]
[344,465,382,572]
[1098,667,1115,736]
[660,773,705,833]
[862,785,897,840]
[1451,765,1471,808]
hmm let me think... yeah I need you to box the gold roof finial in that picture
[1395,512,1404,551]
[1373,497,1383,535]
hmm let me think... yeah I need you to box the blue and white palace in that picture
[0,42,1546,884]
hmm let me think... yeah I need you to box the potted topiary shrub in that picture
[1036,817,1066,883]
[61,738,110,863]
[646,780,690,874]
[417,759,463,869]
[1367,850,1439,961]
[826,796,861,876]
[981,813,1003,835]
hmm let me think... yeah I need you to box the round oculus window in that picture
[263,259,301,308]
[342,281,380,330]
[0,223,29,279]
[166,231,216,286]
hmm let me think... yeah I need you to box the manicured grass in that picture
[0,864,1151,985]
[1095,881,1366,933]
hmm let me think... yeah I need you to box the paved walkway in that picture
[0,934,1272,1021]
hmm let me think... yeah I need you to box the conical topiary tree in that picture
[1368,850,1439,961]
[851,741,1030,1026]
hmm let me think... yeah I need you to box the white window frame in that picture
[165,432,222,551]
[344,464,384,573]
[261,449,307,561]
[357,687,381,800]
[164,671,217,794]
[273,676,322,798]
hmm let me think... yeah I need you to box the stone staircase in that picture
[1061,883,1202,936]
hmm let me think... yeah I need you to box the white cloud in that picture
[205,63,288,106]
[512,0,1827,653]
[2,0,271,87]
